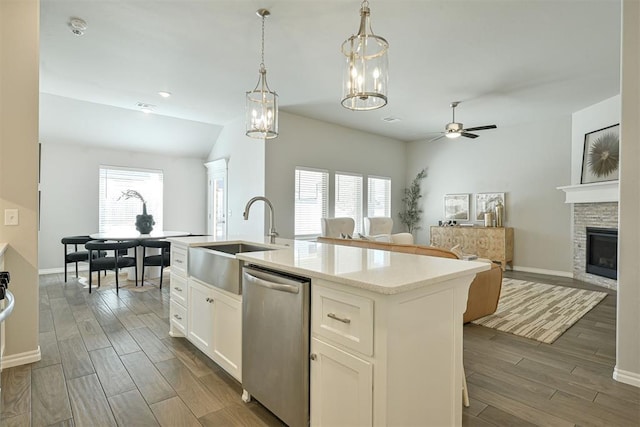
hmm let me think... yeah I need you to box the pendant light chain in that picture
[260,13,265,69]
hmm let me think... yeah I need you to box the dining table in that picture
[89,230,192,283]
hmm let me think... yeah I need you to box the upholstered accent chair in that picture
[320,217,355,238]
[364,217,393,235]
[364,217,415,245]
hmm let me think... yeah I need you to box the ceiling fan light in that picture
[445,132,461,139]
[246,9,279,140]
[341,1,389,111]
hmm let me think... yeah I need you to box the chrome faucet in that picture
[243,196,278,244]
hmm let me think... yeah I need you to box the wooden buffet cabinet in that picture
[430,226,514,270]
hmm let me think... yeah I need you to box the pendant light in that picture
[246,9,278,139]
[341,0,389,111]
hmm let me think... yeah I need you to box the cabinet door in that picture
[187,280,214,356]
[310,338,372,427]
[210,288,242,381]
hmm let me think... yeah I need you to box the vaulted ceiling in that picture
[39,0,622,157]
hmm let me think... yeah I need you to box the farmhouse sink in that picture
[200,243,275,255]
[188,243,276,294]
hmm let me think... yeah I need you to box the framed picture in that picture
[581,124,620,184]
[475,192,505,221]
[444,193,470,221]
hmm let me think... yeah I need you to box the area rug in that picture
[472,278,608,344]
[77,272,165,292]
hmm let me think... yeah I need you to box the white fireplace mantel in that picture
[557,181,619,204]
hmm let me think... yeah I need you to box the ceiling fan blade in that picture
[461,133,479,139]
[463,125,497,132]
[427,134,446,143]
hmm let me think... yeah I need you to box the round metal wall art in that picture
[588,132,619,177]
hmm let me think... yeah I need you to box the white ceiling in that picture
[39,0,622,157]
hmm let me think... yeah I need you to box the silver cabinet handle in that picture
[327,313,351,324]
[310,353,317,361]
[243,272,300,294]
[173,314,182,320]
[174,287,183,292]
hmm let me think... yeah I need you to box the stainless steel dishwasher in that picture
[241,265,310,427]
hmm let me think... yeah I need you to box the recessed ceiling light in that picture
[136,102,155,114]
[158,91,172,98]
[382,116,401,123]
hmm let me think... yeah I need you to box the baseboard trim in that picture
[613,366,640,388]
[2,346,41,369]
[39,266,89,275]
[511,266,573,278]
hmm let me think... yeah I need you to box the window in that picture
[335,172,363,234]
[367,176,391,217]
[99,166,163,233]
[295,167,328,237]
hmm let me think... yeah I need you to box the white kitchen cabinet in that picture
[310,276,471,426]
[310,337,372,427]
[187,278,215,354]
[169,242,188,338]
[187,277,242,381]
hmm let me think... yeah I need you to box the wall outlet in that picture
[4,209,19,226]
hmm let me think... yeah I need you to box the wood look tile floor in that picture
[1,270,638,426]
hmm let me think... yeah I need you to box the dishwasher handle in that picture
[243,271,300,294]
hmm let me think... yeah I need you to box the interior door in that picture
[206,159,227,239]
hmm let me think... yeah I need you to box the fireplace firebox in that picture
[586,227,618,280]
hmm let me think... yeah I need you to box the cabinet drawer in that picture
[170,274,187,306]
[170,300,187,335]
[171,245,188,277]
[312,286,374,356]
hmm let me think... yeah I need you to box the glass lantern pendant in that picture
[246,9,278,139]
[341,0,389,111]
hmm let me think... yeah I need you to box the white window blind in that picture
[99,166,164,234]
[295,167,328,237]
[335,172,363,234]
[367,176,391,217]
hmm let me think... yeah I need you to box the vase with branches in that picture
[119,190,155,234]
[399,168,427,235]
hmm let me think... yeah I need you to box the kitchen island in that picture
[168,235,489,427]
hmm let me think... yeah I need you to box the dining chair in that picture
[61,235,106,282]
[140,239,171,289]
[85,240,138,294]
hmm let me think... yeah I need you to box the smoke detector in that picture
[136,102,155,114]
[69,17,87,36]
[382,116,401,123]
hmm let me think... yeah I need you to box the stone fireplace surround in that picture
[558,181,619,290]
[573,202,618,290]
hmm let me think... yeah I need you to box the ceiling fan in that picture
[428,102,497,142]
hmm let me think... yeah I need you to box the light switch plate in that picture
[4,209,18,226]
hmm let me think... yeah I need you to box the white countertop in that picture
[168,235,490,295]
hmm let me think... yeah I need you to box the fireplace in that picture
[586,227,618,280]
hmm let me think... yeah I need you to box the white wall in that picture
[39,142,207,270]
[264,112,407,239]
[616,0,640,388]
[571,95,621,184]
[207,116,266,237]
[407,117,572,274]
